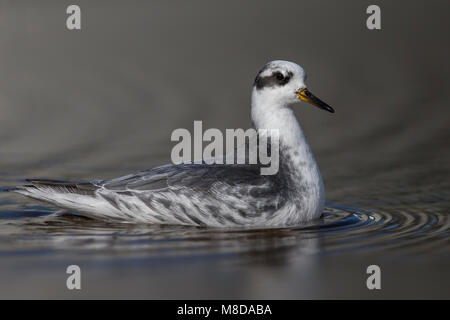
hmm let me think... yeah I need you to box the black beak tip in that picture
[325,105,335,113]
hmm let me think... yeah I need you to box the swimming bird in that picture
[13,60,334,227]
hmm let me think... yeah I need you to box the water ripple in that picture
[0,198,447,260]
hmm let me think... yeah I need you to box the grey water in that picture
[0,0,449,298]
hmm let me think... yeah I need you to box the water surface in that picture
[0,0,449,298]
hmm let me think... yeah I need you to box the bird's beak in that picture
[297,88,334,113]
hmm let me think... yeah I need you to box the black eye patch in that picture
[254,70,292,90]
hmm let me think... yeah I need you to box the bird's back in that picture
[15,162,290,227]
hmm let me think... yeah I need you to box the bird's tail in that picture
[12,178,141,222]
[10,179,117,219]
[19,179,100,195]
[3,179,98,194]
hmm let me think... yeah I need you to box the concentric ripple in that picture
[0,194,447,261]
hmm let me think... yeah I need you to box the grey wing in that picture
[99,163,287,225]
[102,163,284,202]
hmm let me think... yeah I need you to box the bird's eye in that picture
[304,90,311,97]
[275,72,285,81]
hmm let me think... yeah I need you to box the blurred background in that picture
[0,0,448,299]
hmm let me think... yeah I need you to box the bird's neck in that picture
[251,92,325,217]
[251,92,313,161]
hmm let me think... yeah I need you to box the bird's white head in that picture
[252,60,334,113]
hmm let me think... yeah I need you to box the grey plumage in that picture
[16,162,290,227]
[12,60,329,227]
